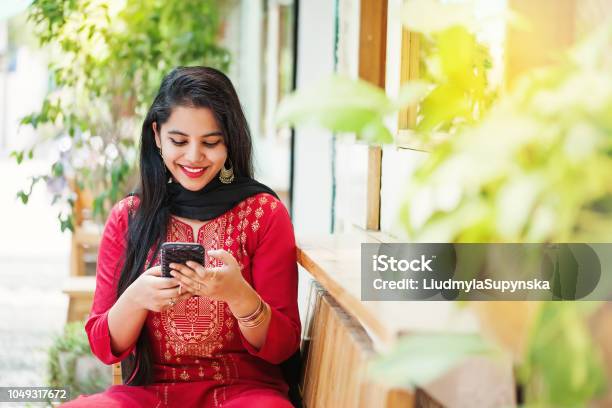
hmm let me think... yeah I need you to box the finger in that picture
[159,287,189,302]
[185,261,207,279]
[202,266,223,281]
[176,292,193,302]
[169,263,197,279]
[206,249,236,267]
[169,270,202,294]
[154,276,181,289]
[160,290,194,309]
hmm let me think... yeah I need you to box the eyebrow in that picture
[167,129,223,138]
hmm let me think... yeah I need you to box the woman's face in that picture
[153,106,228,191]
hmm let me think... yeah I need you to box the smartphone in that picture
[160,242,206,278]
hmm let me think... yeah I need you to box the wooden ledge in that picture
[296,229,517,406]
[296,229,480,350]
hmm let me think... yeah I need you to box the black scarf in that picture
[166,176,279,221]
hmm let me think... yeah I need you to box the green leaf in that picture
[92,194,106,219]
[58,213,74,233]
[10,150,24,164]
[361,120,393,144]
[368,333,501,388]
[275,75,394,134]
[51,161,64,177]
[16,191,29,204]
[437,27,478,86]
[520,303,607,405]
[417,83,471,132]
[393,80,432,110]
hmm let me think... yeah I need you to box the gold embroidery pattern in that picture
[251,219,260,232]
[222,193,278,259]
[162,295,225,357]
[168,218,193,242]
[212,360,223,381]
[198,217,227,266]
[160,218,228,361]
[116,195,137,214]
[144,195,282,391]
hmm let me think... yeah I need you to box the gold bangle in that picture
[235,296,264,322]
[238,302,269,328]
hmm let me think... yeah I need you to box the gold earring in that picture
[219,159,235,184]
[159,148,172,184]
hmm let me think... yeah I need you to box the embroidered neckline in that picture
[170,215,214,243]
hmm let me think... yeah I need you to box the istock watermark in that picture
[372,254,435,272]
[361,243,611,301]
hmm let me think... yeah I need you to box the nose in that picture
[185,141,204,163]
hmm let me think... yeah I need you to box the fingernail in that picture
[169,263,176,268]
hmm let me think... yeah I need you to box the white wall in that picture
[380,146,429,239]
[2,45,48,156]
[291,0,336,235]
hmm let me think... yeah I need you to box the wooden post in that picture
[358,0,388,88]
[358,0,388,231]
[366,146,382,230]
[112,362,123,385]
[398,29,420,130]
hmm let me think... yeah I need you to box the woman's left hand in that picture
[169,249,250,304]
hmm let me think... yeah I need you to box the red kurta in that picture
[62,193,301,407]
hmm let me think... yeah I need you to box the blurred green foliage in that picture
[276,0,612,403]
[519,302,606,406]
[402,0,496,134]
[415,26,495,133]
[400,22,612,405]
[46,320,110,401]
[368,333,502,388]
[13,0,230,230]
[402,24,612,244]
[276,0,496,141]
[276,75,430,144]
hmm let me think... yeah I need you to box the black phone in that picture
[160,242,206,278]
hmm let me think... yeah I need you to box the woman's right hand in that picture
[127,266,193,312]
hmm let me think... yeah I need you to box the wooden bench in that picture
[70,223,103,277]
[294,230,517,407]
[64,222,102,323]
[112,362,122,385]
[62,276,96,323]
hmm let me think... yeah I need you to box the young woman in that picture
[62,67,301,407]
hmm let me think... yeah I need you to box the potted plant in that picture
[46,320,110,402]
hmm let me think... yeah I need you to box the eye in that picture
[203,141,220,147]
[170,139,187,146]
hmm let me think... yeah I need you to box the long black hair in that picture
[117,66,254,385]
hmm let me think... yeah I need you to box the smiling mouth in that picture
[179,165,208,178]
